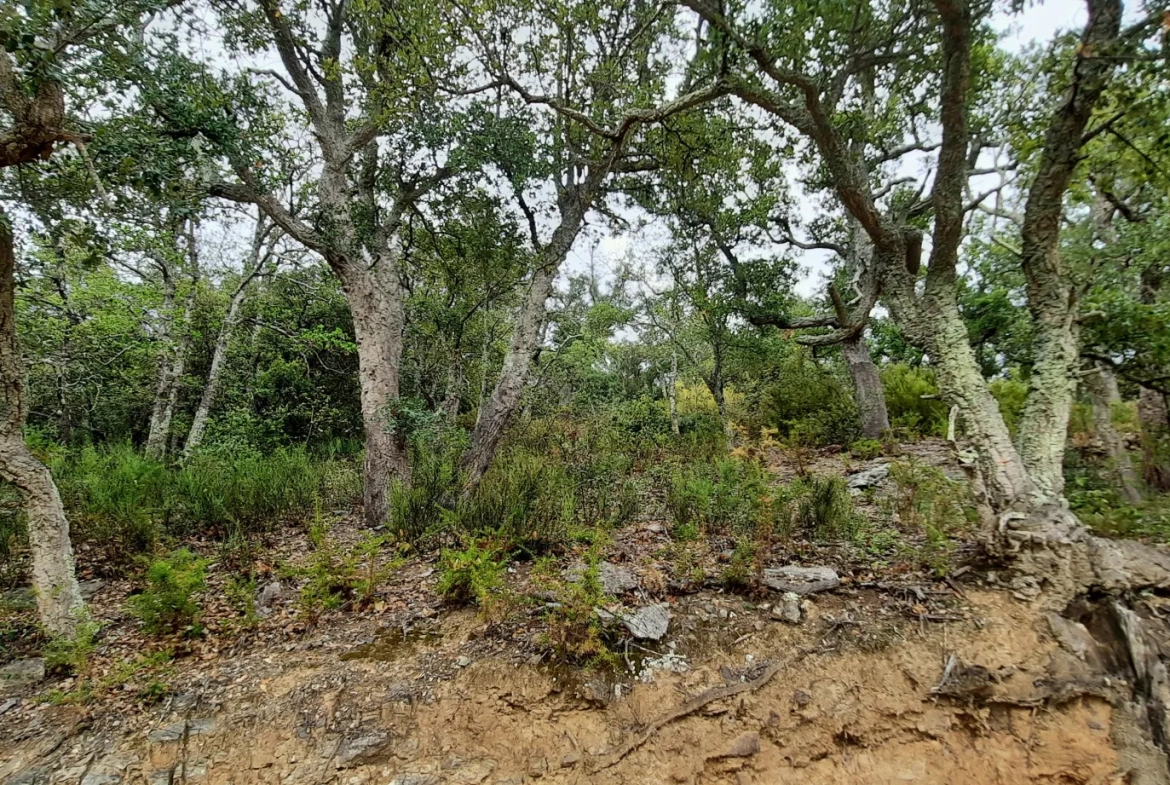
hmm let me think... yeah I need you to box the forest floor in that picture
[0,439,1148,784]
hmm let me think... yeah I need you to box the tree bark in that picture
[461,264,558,492]
[1084,362,1142,504]
[0,218,83,636]
[1015,0,1121,500]
[841,333,889,439]
[145,224,200,461]
[668,352,680,435]
[184,219,269,457]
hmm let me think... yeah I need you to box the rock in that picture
[792,689,812,707]
[0,658,45,689]
[567,561,638,595]
[762,566,839,595]
[712,732,760,759]
[337,731,393,767]
[1046,613,1107,669]
[0,697,17,714]
[147,721,187,743]
[527,755,547,777]
[771,592,801,624]
[386,680,413,702]
[455,655,472,668]
[187,718,216,736]
[255,581,286,614]
[846,464,889,490]
[560,751,582,768]
[449,760,496,784]
[645,522,665,534]
[80,773,121,785]
[1,587,35,609]
[79,579,105,599]
[620,603,671,640]
[148,769,174,785]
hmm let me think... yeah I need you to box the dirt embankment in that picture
[2,586,1133,785]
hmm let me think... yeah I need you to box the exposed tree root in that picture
[587,649,817,773]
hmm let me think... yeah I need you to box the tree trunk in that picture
[184,220,269,457]
[338,256,409,528]
[841,333,889,439]
[921,296,1035,510]
[1140,387,1170,492]
[443,354,463,420]
[145,226,200,461]
[0,219,83,636]
[668,352,680,435]
[1084,363,1142,504]
[461,265,556,492]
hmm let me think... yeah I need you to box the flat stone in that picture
[79,579,105,599]
[846,464,889,490]
[337,731,393,767]
[187,718,216,736]
[80,773,122,785]
[713,732,760,759]
[147,721,187,743]
[566,562,638,595]
[620,603,671,640]
[148,769,173,785]
[255,581,286,609]
[771,592,802,624]
[560,751,582,768]
[527,755,547,777]
[1046,613,1107,669]
[455,656,472,668]
[762,566,839,595]
[0,658,45,689]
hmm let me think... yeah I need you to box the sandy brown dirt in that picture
[1,587,1128,785]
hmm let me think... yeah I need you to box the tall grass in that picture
[50,443,360,564]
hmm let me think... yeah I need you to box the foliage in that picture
[665,458,773,540]
[884,460,973,575]
[296,522,401,621]
[532,548,616,668]
[43,618,101,676]
[880,365,949,438]
[436,540,511,621]
[126,549,208,636]
[782,475,859,541]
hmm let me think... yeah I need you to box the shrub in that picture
[885,460,973,574]
[44,618,100,676]
[783,475,858,540]
[127,549,208,636]
[881,364,949,437]
[296,523,400,620]
[436,540,510,620]
[665,458,771,539]
[454,449,575,555]
[850,439,884,460]
[764,353,860,445]
[532,548,616,667]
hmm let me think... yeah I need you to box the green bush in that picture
[763,353,860,446]
[296,523,399,620]
[881,364,949,437]
[850,438,884,460]
[127,549,208,636]
[783,475,858,540]
[885,459,972,574]
[436,540,510,620]
[44,618,100,675]
[989,377,1028,435]
[51,444,360,564]
[666,458,772,539]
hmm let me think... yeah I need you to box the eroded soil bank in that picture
[2,584,1139,785]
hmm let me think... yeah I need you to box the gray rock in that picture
[527,756,547,778]
[187,718,216,736]
[148,770,173,785]
[1046,613,1106,669]
[455,655,472,668]
[560,751,582,768]
[79,579,105,599]
[771,592,802,624]
[621,603,671,640]
[566,562,638,595]
[0,697,17,714]
[147,721,187,743]
[713,732,760,759]
[337,731,393,767]
[0,658,45,688]
[846,463,889,490]
[255,581,286,613]
[81,773,122,785]
[386,680,413,702]
[762,566,839,595]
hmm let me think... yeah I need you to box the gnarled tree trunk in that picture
[841,334,889,439]
[0,219,83,636]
